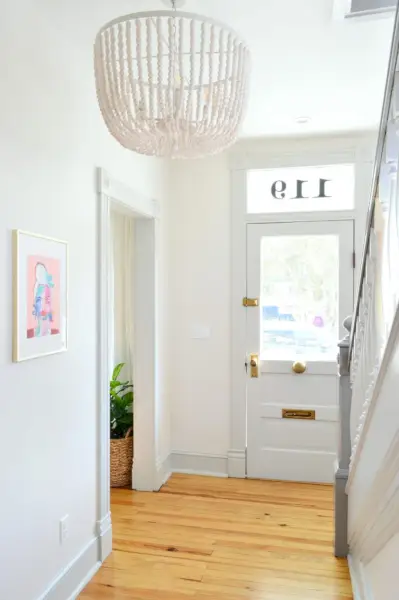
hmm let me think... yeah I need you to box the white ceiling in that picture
[53,0,395,137]
[189,0,396,137]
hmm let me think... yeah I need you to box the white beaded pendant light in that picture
[94,1,250,158]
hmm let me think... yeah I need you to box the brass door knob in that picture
[249,353,259,378]
[292,361,306,374]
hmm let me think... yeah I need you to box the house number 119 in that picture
[271,178,332,200]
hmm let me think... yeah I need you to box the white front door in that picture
[246,220,354,483]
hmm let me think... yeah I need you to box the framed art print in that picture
[13,230,68,362]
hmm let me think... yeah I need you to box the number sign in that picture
[271,178,331,200]
[247,164,354,214]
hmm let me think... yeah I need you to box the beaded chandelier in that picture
[94,1,250,158]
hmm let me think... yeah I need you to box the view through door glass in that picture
[261,234,339,361]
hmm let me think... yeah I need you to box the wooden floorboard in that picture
[79,474,353,600]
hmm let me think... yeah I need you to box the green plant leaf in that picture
[110,389,123,402]
[110,380,122,389]
[112,363,124,382]
[122,391,133,406]
[118,414,133,425]
[110,363,134,439]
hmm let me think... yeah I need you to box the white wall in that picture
[0,2,169,599]
[168,134,376,470]
[367,533,399,600]
[168,154,231,459]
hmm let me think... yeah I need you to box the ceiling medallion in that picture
[94,1,250,158]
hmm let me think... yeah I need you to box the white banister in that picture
[350,228,381,465]
[347,8,399,485]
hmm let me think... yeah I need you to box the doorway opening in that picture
[96,168,160,561]
[109,209,135,488]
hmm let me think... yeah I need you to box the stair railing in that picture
[335,8,399,556]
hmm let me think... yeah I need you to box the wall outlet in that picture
[59,515,69,544]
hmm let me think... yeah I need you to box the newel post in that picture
[335,316,352,557]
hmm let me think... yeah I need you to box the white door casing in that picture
[246,220,354,483]
[97,168,161,561]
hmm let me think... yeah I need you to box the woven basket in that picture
[110,430,133,488]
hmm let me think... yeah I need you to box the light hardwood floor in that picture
[80,474,353,599]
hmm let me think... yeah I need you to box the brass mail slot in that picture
[282,409,315,420]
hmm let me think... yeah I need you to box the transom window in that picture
[247,164,355,214]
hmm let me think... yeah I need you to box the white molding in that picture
[228,133,375,171]
[229,150,358,171]
[96,512,112,562]
[259,360,338,375]
[98,177,111,540]
[97,166,161,567]
[131,218,158,491]
[348,555,363,600]
[348,554,374,600]
[96,512,111,537]
[245,210,357,224]
[227,449,246,478]
[170,451,228,477]
[66,562,101,600]
[349,228,379,464]
[349,430,399,565]
[155,454,172,490]
[348,301,399,487]
[98,168,158,219]
[248,448,336,483]
[230,169,248,477]
[37,537,101,600]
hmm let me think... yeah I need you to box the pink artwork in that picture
[26,255,61,339]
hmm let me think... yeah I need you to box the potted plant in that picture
[110,363,134,487]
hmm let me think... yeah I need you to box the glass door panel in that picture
[260,234,339,361]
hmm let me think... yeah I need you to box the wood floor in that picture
[80,474,353,600]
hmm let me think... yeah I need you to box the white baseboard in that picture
[348,554,374,600]
[227,449,246,478]
[132,458,158,491]
[37,514,112,600]
[155,454,172,490]
[37,537,100,600]
[96,513,112,562]
[170,451,228,477]
[66,560,101,600]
